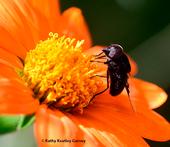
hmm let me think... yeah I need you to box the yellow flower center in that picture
[22,33,104,113]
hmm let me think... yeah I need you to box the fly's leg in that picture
[125,82,135,112]
[91,55,106,63]
[90,75,107,78]
[90,60,105,63]
[125,82,130,96]
[94,51,104,57]
[94,55,106,59]
[90,70,109,102]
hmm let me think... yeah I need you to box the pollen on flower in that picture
[22,33,104,113]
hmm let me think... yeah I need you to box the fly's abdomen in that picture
[109,72,128,96]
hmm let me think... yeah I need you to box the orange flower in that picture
[0,0,169,147]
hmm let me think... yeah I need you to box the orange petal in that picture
[95,76,167,113]
[0,0,54,58]
[35,105,87,147]
[84,46,103,55]
[0,0,38,55]
[15,0,51,46]
[128,78,168,109]
[29,0,60,32]
[35,105,149,147]
[0,64,39,114]
[0,48,23,69]
[58,7,92,50]
[110,77,167,112]
[135,110,170,141]
[92,87,170,141]
[0,64,19,78]
[0,26,27,58]
[69,111,149,147]
[97,102,170,141]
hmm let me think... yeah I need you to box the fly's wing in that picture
[115,53,131,73]
[109,71,128,96]
[121,54,131,73]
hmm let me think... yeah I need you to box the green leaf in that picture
[0,115,20,134]
[17,115,35,130]
[0,115,35,134]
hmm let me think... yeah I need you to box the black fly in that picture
[103,44,131,96]
[91,44,132,108]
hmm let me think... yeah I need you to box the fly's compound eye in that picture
[102,44,123,59]
[102,48,110,55]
